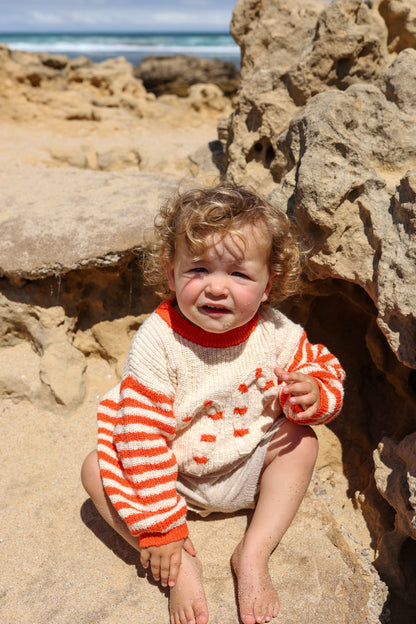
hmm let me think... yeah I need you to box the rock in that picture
[281,0,389,106]
[0,292,89,407]
[49,144,91,169]
[0,166,181,408]
[0,166,180,280]
[66,56,148,102]
[224,0,391,191]
[0,342,42,401]
[230,0,327,78]
[0,164,181,410]
[376,47,416,113]
[224,0,416,368]
[95,147,141,171]
[224,0,326,193]
[374,0,416,53]
[134,54,240,97]
[270,78,416,367]
[39,52,69,70]
[39,341,87,406]
[187,82,231,113]
[189,140,227,183]
[74,315,148,377]
[222,1,416,612]
[373,434,416,601]
[25,89,99,121]
[0,47,150,120]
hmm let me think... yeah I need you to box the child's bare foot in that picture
[169,550,209,624]
[231,541,279,624]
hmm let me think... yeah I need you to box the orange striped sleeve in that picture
[281,332,345,425]
[97,373,188,548]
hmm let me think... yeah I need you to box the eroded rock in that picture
[374,0,416,53]
[134,54,240,97]
[281,0,389,106]
[0,47,152,121]
[39,341,87,406]
[0,168,179,409]
[224,0,416,368]
[0,166,180,280]
[270,78,416,367]
[224,0,325,193]
[373,434,416,602]
[222,0,416,613]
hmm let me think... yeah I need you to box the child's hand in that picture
[275,367,320,422]
[140,537,197,587]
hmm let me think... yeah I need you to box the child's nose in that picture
[205,274,229,296]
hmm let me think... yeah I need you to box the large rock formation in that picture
[0,46,150,120]
[222,0,416,617]
[0,167,177,407]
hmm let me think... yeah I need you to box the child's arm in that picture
[98,374,190,586]
[97,323,190,586]
[276,331,345,425]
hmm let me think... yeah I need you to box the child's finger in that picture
[283,381,312,397]
[150,556,161,581]
[275,367,290,381]
[183,537,197,556]
[289,395,318,412]
[294,404,319,421]
[168,556,182,587]
[291,399,320,420]
[160,557,171,587]
[275,367,304,383]
[140,549,150,569]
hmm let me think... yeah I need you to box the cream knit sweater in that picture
[97,299,345,547]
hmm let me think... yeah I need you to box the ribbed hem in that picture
[138,522,189,548]
[155,299,258,348]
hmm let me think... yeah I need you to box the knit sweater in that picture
[97,299,345,547]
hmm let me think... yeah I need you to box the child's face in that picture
[165,224,275,334]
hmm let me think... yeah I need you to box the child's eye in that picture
[232,271,250,279]
[190,267,207,274]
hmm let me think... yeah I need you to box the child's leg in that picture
[81,451,142,551]
[231,420,319,624]
[81,451,209,624]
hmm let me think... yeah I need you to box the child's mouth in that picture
[201,305,230,315]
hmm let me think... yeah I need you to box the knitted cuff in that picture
[138,522,189,548]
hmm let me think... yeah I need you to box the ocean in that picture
[0,32,240,67]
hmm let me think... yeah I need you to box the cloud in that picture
[0,0,238,31]
[150,9,235,27]
[29,10,66,25]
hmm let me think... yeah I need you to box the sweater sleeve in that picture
[279,331,346,425]
[97,321,188,548]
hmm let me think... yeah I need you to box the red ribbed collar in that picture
[155,299,258,348]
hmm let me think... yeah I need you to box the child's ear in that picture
[261,273,276,303]
[163,260,176,291]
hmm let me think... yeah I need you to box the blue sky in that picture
[0,0,239,32]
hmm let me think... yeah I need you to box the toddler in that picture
[81,184,345,624]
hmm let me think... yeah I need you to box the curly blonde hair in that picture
[143,183,302,306]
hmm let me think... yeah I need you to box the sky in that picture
[0,0,240,33]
